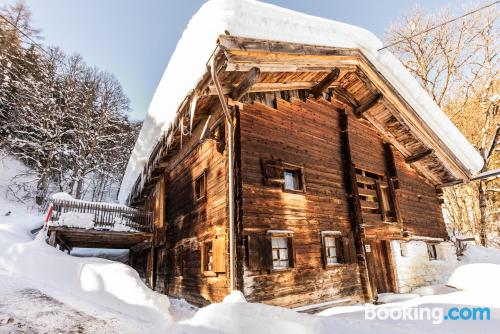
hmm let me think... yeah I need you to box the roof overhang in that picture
[125,35,481,206]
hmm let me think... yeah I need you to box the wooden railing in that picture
[49,199,153,233]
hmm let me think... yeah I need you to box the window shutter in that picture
[212,236,226,273]
[248,234,272,271]
[387,177,399,220]
[261,159,284,187]
[287,236,295,268]
[375,180,387,222]
[335,237,345,263]
[342,237,357,264]
[320,235,327,269]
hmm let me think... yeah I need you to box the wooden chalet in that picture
[119,2,483,310]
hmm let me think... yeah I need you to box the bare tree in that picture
[386,4,499,246]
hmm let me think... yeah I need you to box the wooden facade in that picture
[127,36,468,308]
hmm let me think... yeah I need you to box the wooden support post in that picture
[310,68,340,98]
[405,148,434,164]
[338,109,374,302]
[354,93,382,118]
[230,67,261,101]
[129,251,135,267]
[146,246,155,289]
[48,230,57,247]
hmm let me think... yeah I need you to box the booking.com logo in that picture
[365,306,491,324]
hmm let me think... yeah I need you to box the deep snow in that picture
[2,153,500,334]
[2,203,500,333]
[119,0,484,203]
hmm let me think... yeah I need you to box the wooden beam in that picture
[338,109,374,302]
[310,68,340,98]
[333,87,358,108]
[405,148,434,164]
[230,67,261,101]
[354,93,382,118]
[131,240,153,253]
[48,230,57,247]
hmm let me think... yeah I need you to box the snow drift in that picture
[0,219,172,329]
[119,0,484,203]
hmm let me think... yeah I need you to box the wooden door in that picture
[365,240,396,296]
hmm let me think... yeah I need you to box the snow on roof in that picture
[118,0,484,203]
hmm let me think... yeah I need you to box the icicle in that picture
[189,94,199,133]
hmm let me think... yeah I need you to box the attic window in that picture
[194,171,206,202]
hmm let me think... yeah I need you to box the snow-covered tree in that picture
[0,2,140,204]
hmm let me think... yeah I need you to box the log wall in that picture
[239,97,447,307]
[239,98,364,307]
[163,111,230,306]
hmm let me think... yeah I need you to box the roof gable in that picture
[119,0,482,204]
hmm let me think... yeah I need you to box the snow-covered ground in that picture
[2,155,500,333]
[2,198,500,333]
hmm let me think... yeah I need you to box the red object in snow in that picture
[44,204,54,226]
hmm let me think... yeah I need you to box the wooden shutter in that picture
[374,180,387,222]
[335,237,345,263]
[261,159,284,187]
[320,235,327,269]
[287,236,295,268]
[212,236,226,273]
[387,177,400,221]
[342,236,357,264]
[248,234,272,271]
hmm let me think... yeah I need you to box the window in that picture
[247,232,294,271]
[194,171,206,202]
[261,159,305,193]
[203,242,213,271]
[284,169,302,191]
[321,233,347,267]
[427,243,437,261]
[323,236,339,265]
[355,168,397,223]
[272,237,290,269]
[201,236,226,274]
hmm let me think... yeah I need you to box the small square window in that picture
[324,236,338,265]
[284,169,302,191]
[271,237,290,269]
[203,242,213,271]
[194,172,206,201]
[427,243,437,261]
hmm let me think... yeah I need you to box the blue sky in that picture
[2,0,464,121]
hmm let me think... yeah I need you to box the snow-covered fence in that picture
[48,199,153,233]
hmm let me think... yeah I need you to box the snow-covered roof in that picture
[119,0,483,204]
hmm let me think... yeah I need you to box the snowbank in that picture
[411,284,457,296]
[447,263,500,293]
[460,245,500,264]
[0,221,172,329]
[376,293,419,304]
[119,0,483,203]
